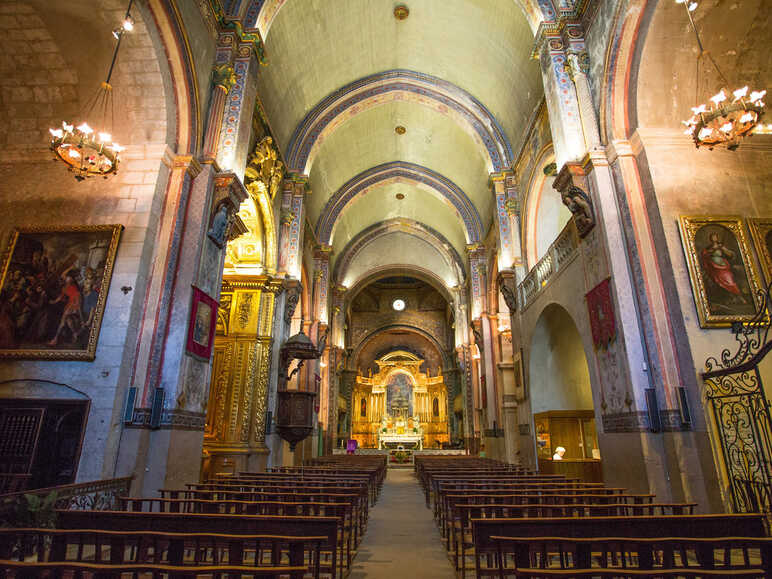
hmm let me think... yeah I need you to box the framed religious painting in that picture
[186,286,218,361]
[748,218,772,286]
[679,216,765,328]
[0,225,122,360]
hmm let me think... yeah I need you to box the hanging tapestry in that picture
[586,277,616,350]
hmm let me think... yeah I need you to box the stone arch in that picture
[527,304,594,415]
[317,162,483,245]
[285,70,514,174]
[522,144,571,268]
[332,219,466,289]
[352,325,451,373]
[345,266,456,311]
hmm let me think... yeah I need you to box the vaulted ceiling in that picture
[257,0,543,283]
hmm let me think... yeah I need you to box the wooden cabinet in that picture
[535,410,602,483]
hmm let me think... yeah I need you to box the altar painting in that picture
[386,373,413,417]
[349,350,449,449]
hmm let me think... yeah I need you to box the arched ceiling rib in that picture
[258,0,543,173]
[286,70,513,174]
[333,219,466,288]
[340,234,459,291]
[305,100,491,242]
[319,162,481,248]
[248,0,555,39]
[254,0,545,286]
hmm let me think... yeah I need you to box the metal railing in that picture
[518,219,579,311]
[0,476,133,522]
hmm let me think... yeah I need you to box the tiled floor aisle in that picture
[349,468,455,578]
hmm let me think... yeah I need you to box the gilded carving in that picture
[237,293,253,329]
[245,137,284,201]
[240,343,257,442]
[212,63,237,93]
[253,338,273,444]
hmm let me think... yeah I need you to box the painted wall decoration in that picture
[0,225,122,360]
[186,286,219,360]
[585,278,616,350]
[679,216,765,328]
[748,218,772,286]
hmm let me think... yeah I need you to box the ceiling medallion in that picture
[394,5,409,20]
[49,0,135,180]
[392,299,406,311]
[676,0,765,150]
[396,193,405,200]
[395,125,406,135]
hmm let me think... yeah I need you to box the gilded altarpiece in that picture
[203,276,282,477]
[351,351,449,448]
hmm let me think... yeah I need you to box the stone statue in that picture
[208,204,230,248]
[560,185,595,238]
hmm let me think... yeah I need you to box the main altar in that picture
[350,351,449,449]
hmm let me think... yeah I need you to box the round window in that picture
[392,299,405,311]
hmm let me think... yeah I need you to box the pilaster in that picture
[278,175,309,279]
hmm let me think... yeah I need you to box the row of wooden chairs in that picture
[0,456,383,579]
[417,455,770,578]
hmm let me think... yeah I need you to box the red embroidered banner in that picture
[586,278,616,350]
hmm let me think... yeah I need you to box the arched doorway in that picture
[528,304,601,481]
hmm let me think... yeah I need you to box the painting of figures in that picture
[386,372,414,417]
[0,225,122,359]
[679,216,764,328]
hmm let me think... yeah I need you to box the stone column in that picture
[202,64,237,162]
[214,33,261,177]
[277,176,309,279]
[118,157,247,494]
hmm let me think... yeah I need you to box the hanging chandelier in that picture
[677,0,765,151]
[49,1,134,180]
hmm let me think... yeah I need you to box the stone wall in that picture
[0,1,170,482]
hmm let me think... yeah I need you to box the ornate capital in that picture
[212,63,237,93]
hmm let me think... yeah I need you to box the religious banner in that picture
[586,277,616,350]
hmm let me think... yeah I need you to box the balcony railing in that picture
[518,219,579,311]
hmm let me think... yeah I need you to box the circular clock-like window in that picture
[392,299,406,311]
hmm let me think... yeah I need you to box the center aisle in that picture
[349,467,454,578]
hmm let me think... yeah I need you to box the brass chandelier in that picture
[677,0,765,150]
[49,1,134,180]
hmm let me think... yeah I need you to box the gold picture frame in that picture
[679,216,764,328]
[748,218,772,286]
[0,224,123,360]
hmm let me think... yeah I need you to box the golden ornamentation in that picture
[395,125,406,135]
[679,215,766,328]
[351,350,449,449]
[212,63,237,93]
[394,5,409,20]
[253,337,273,444]
[240,342,257,442]
[236,293,253,329]
[245,137,284,201]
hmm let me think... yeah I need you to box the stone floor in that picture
[349,467,455,578]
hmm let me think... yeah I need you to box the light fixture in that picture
[50,0,134,179]
[392,298,405,311]
[677,0,765,150]
[394,5,409,20]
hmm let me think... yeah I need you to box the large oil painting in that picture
[386,372,414,417]
[679,216,764,328]
[748,218,772,286]
[0,225,122,359]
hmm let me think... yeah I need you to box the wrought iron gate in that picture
[702,282,772,513]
